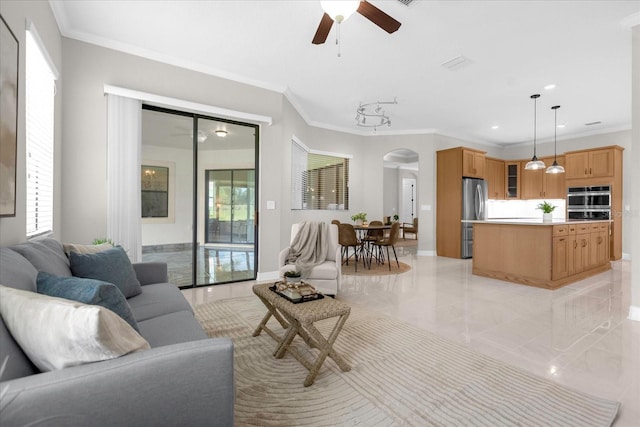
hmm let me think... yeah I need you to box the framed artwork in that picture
[141,161,175,223]
[0,15,19,217]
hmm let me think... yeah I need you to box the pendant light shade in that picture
[546,105,565,174]
[524,94,546,170]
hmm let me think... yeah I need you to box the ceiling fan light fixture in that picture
[320,0,360,23]
[524,94,546,171]
[215,130,228,137]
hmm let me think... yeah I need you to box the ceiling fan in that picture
[312,0,401,45]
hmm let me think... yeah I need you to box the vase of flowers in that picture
[351,212,367,226]
[537,201,556,222]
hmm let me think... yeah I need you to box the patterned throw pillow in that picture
[69,246,142,298]
[37,272,139,331]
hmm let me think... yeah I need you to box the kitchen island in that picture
[466,219,611,289]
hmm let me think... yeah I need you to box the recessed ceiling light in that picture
[491,125,499,130]
[215,130,228,137]
[557,123,566,128]
[544,84,556,90]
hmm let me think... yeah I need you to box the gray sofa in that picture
[0,238,234,426]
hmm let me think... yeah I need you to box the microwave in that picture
[567,186,611,210]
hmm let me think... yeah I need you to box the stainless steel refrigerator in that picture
[461,178,488,258]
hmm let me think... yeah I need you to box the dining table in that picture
[352,224,392,268]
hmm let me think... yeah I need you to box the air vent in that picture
[397,0,415,5]
[441,55,472,71]
[585,121,602,126]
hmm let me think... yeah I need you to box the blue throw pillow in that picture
[37,272,140,331]
[69,246,142,298]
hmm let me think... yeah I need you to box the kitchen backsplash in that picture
[487,199,566,219]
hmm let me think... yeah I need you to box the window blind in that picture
[291,139,349,210]
[25,29,56,237]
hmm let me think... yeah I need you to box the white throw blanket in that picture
[286,221,329,279]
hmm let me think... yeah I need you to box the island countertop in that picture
[462,218,611,226]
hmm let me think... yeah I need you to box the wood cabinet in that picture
[505,162,520,199]
[565,148,615,179]
[564,146,623,261]
[551,223,609,281]
[436,147,486,258]
[462,149,485,179]
[472,221,611,289]
[520,156,565,199]
[486,157,505,199]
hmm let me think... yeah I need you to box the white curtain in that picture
[106,95,142,262]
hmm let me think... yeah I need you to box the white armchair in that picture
[278,223,341,296]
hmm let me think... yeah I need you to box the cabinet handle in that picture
[574,241,577,249]
[589,167,592,175]
[584,168,587,175]
[582,239,588,248]
[598,237,603,244]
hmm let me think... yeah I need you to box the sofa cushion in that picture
[127,282,193,322]
[0,248,40,380]
[37,272,139,331]
[137,310,207,348]
[69,247,142,298]
[63,242,113,256]
[281,260,338,281]
[11,238,72,277]
[0,285,150,372]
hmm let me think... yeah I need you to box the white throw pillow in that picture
[0,285,150,372]
[63,242,113,256]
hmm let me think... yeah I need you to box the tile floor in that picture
[182,245,639,426]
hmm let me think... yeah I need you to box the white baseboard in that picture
[256,271,280,283]
[629,305,640,322]
[417,250,436,256]
[621,253,631,261]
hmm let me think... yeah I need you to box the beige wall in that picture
[1,0,636,281]
[0,1,63,245]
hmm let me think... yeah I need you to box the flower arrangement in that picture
[393,214,399,222]
[351,212,367,222]
[536,201,556,214]
[283,270,301,284]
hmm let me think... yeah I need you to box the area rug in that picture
[341,260,411,276]
[194,296,620,426]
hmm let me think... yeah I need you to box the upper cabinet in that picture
[486,158,505,199]
[462,149,485,179]
[520,156,566,199]
[565,147,618,180]
[505,162,520,199]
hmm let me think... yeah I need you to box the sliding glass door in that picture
[206,169,255,244]
[141,107,258,287]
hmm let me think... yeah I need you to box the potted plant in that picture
[283,270,301,284]
[351,212,367,226]
[537,201,556,222]
[392,214,399,222]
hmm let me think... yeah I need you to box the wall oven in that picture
[567,186,611,220]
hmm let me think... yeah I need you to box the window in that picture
[291,138,350,210]
[25,23,57,237]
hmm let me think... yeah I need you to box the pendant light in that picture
[524,94,546,170]
[546,105,565,174]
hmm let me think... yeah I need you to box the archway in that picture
[382,149,419,227]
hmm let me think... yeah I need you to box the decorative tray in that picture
[270,282,324,304]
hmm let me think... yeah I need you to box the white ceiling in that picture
[50,0,639,146]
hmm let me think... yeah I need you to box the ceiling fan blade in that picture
[357,1,401,34]
[312,13,334,44]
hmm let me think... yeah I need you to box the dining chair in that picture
[373,222,400,270]
[338,223,364,272]
[402,218,418,240]
[331,219,340,225]
[363,220,384,265]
